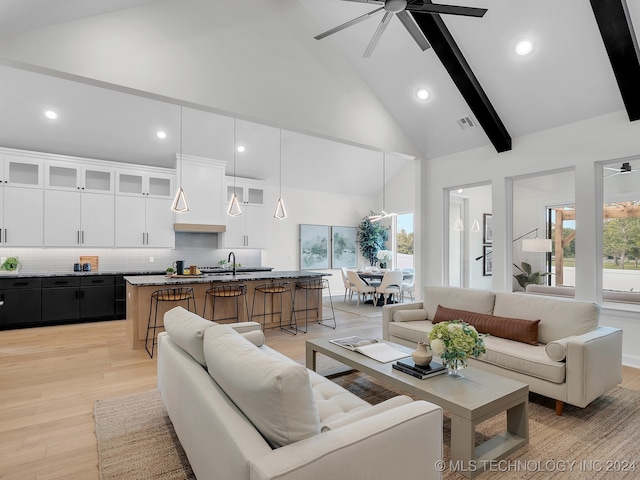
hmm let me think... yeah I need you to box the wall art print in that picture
[331,226,357,269]
[300,224,330,270]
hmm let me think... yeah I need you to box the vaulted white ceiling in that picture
[0,0,638,192]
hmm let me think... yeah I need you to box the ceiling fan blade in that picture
[314,7,384,40]
[396,10,431,51]
[407,3,487,18]
[340,0,384,3]
[363,11,393,57]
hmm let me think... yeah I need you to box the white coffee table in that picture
[306,338,529,479]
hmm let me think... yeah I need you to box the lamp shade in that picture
[522,238,552,252]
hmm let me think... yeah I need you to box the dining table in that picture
[354,269,414,306]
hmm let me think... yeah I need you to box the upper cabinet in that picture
[176,156,226,225]
[222,176,267,249]
[225,176,265,206]
[0,153,44,246]
[116,168,174,199]
[45,160,114,193]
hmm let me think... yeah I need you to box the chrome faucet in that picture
[228,251,236,277]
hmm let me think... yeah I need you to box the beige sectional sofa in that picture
[157,307,443,480]
[382,286,623,415]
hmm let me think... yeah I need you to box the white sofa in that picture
[382,286,623,415]
[157,307,443,480]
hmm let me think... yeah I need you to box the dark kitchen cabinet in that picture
[0,277,42,327]
[41,275,115,323]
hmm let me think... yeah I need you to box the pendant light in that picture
[171,106,190,213]
[274,129,287,220]
[368,153,396,222]
[227,118,242,217]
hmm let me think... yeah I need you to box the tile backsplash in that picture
[0,238,263,275]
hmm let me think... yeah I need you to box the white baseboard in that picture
[622,354,640,370]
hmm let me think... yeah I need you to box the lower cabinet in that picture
[0,275,120,329]
[0,278,42,327]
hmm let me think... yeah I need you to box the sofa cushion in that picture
[320,395,413,432]
[479,335,566,384]
[204,325,320,448]
[433,305,540,346]
[388,320,433,344]
[163,307,265,366]
[423,286,496,320]
[545,337,575,361]
[393,309,428,322]
[164,306,213,366]
[493,293,599,344]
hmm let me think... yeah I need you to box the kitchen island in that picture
[124,271,328,349]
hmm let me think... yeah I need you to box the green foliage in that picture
[513,262,551,290]
[397,229,414,255]
[357,213,389,266]
[603,215,640,269]
[428,320,486,368]
[1,256,20,271]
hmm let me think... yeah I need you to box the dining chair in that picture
[340,267,353,303]
[401,269,415,302]
[347,270,376,307]
[375,270,403,306]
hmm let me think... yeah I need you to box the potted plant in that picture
[376,249,393,269]
[0,256,21,274]
[357,213,389,266]
[513,262,551,290]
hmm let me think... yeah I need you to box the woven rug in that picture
[95,377,640,480]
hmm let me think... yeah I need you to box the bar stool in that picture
[293,278,336,333]
[145,286,196,358]
[203,284,248,323]
[250,282,297,334]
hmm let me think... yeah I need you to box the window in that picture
[394,213,414,270]
[602,159,640,301]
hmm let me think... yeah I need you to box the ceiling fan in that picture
[604,162,636,178]
[314,0,488,58]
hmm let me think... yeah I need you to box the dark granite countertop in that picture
[123,270,329,287]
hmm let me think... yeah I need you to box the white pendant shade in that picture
[227,193,242,217]
[522,238,552,252]
[453,217,464,231]
[471,218,481,232]
[274,197,287,219]
[171,186,190,213]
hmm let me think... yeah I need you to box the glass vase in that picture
[445,358,466,379]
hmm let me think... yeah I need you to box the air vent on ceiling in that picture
[456,116,476,130]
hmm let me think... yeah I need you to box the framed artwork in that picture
[300,224,330,270]
[482,246,493,276]
[483,213,493,244]
[331,226,357,268]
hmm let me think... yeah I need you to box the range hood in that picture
[174,223,226,233]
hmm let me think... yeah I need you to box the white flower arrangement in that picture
[376,250,393,262]
[428,320,486,369]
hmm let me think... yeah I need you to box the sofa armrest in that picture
[229,321,262,334]
[249,400,443,480]
[565,326,623,408]
[382,301,424,340]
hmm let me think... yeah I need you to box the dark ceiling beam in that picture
[410,11,511,153]
[589,0,640,121]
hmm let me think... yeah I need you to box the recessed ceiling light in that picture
[416,88,430,101]
[457,188,463,194]
[156,131,167,139]
[515,40,533,56]
[44,110,58,120]
[237,145,246,153]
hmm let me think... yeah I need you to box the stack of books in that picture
[392,358,447,379]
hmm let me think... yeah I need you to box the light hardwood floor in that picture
[1,299,638,480]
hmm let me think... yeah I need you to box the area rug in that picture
[328,296,383,318]
[95,378,640,480]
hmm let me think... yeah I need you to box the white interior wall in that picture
[420,110,640,367]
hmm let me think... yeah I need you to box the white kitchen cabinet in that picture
[0,186,44,246]
[222,204,266,249]
[114,195,174,247]
[45,160,114,193]
[176,156,226,225]
[116,168,174,198]
[1,154,44,188]
[225,176,265,206]
[0,153,44,246]
[44,189,114,247]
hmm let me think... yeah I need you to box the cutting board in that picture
[80,255,99,272]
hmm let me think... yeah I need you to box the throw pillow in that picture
[545,337,575,361]
[393,309,428,322]
[204,324,320,448]
[433,305,540,346]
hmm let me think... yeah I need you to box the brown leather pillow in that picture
[433,305,540,346]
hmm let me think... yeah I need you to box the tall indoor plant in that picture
[357,213,389,266]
